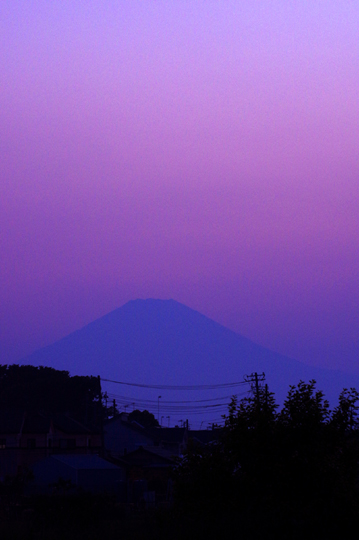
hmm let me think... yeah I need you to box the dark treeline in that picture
[128,408,159,428]
[174,381,359,538]
[0,365,102,427]
[0,365,161,429]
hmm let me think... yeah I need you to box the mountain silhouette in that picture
[21,299,356,421]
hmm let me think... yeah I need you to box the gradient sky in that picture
[1,1,358,374]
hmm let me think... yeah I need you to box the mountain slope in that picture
[20,299,356,412]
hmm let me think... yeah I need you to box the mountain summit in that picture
[21,299,354,409]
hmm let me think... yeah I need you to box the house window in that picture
[27,439,36,449]
[0,438,6,449]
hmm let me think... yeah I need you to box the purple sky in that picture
[1,1,358,373]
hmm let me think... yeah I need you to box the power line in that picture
[109,402,231,413]
[100,375,255,426]
[106,391,248,405]
[106,402,237,416]
[101,377,248,390]
[105,390,249,413]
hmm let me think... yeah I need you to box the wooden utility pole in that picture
[244,372,266,410]
[98,375,105,457]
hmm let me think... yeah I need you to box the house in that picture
[103,419,222,506]
[148,427,188,456]
[104,413,154,458]
[119,446,176,505]
[187,428,223,447]
[0,409,102,479]
[29,454,126,495]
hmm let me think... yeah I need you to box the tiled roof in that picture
[52,414,94,435]
[188,429,223,445]
[104,416,154,439]
[51,454,121,470]
[148,427,186,444]
[0,410,98,435]
[122,446,175,466]
[22,414,51,434]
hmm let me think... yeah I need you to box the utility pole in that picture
[113,399,116,417]
[98,376,104,458]
[158,396,161,423]
[244,372,266,411]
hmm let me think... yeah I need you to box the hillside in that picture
[20,299,356,423]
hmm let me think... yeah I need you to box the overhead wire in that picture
[106,391,248,405]
[100,376,254,426]
[101,377,248,390]
[104,390,250,416]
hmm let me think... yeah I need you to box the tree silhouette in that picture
[0,365,101,426]
[128,409,159,429]
[174,380,359,538]
[331,388,359,432]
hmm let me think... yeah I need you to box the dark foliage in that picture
[0,364,102,427]
[128,409,159,429]
[173,380,359,538]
